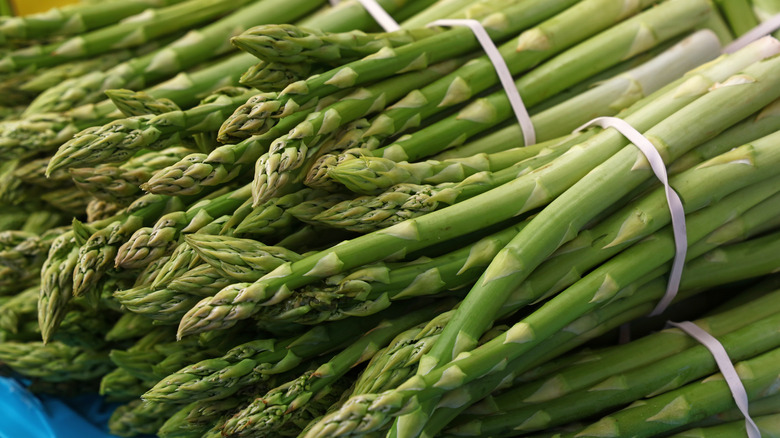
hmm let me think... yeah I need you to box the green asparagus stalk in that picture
[165,264,237,298]
[355,1,713,165]
[145,308,414,403]
[221,300,450,436]
[217,0,612,143]
[109,399,182,437]
[0,341,113,382]
[328,30,721,195]
[668,413,780,438]
[447,306,780,435]
[0,0,252,74]
[305,221,780,437]
[105,88,181,117]
[176,42,780,338]
[14,157,72,189]
[233,188,322,238]
[240,60,324,91]
[38,231,79,343]
[114,185,251,269]
[561,346,780,438]
[715,0,760,36]
[69,146,192,205]
[0,0,188,41]
[185,234,304,281]
[420,50,780,374]
[54,89,255,171]
[0,285,38,333]
[232,24,441,65]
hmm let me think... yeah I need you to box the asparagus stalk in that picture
[176,40,780,338]
[114,184,251,269]
[562,346,780,438]
[231,24,441,65]
[715,0,760,36]
[145,307,416,403]
[109,399,182,437]
[185,234,304,281]
[668,413,780,438]
[105,88,181,117]
[421,51,780,374]
[240,60,324,91]
[217,0,624,143]
[221,301,450,436]
[0,0,252,73]
[70,146,192,205]
[0,341,113,382]
[447,307,780,435]
[54,89,255,171]
[0,0,188,41]
[356,0,712,164]
[305,219,780,437]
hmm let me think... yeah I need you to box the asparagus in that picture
[562,346,780,438]
[668,413,780,438]
[105,88,181,117]
[0,0,188,41]
[105,312,156,341]
[114,185,251,269]
[166,264,237,298]
[328,31,721,194]
[0,341,113,382]
[176,43,780,338]
[145,309,412,403]
[100,368,154,402]
[356,0,713,165]
[14,156,72,189]
[221,301,449,436]
[305,223,780,437]
[419,50,780,374]
[55,89,255,172]
[447,307,780,435]
[0,285,38,333]
[185,234,304,281]
[3,51,256,166]
[109,399,182,437]
[216,0,604,142]
[716,0,760,36]
[0,0,251,74]
[240,60,324,92]
[232,25,441,65]
[233,188,323,238]
[37,231,79,343]
[69,146,192,205]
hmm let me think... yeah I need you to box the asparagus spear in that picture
[232,24,441,65]
[114,185,251,269]
[668,413,780,438]
[240,60,324,91]
[216,0,612,143]
[109,399,182,437]
[0,341,113,382]
[145,308,414,403]
[176,42,780,338]
[0,0,252,74]
[447,308,780,435]
[69,146,192,205]
[354,0,711,164]
[221,301,450,436]
[328,30,721,194]
[562,346,780,438]
[185,234,304,281]
[54,89,255,171]
[305,222,780,437]
[0,0,188,41]
[105,88,181,117]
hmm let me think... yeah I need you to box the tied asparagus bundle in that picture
[1,0,780,436]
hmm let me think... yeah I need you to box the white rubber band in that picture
[668,321,761,438]
[328,0,400,32]
[574,117,687,316]
[427,19,536,146]
[724,13,780,53]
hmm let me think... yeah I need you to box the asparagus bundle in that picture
[3,0,780,436]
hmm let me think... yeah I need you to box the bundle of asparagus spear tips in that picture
[0,0,779,436]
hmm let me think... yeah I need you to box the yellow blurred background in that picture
[11,0,80,16]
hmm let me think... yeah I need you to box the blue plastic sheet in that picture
[0,377,119,438]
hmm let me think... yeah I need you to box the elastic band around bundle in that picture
[724,13,780,53]
[574,117,686,316]
[427,19,536,146]
[668,321,761,438]
[328,0,400,32]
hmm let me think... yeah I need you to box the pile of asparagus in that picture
[0,0,779,436]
